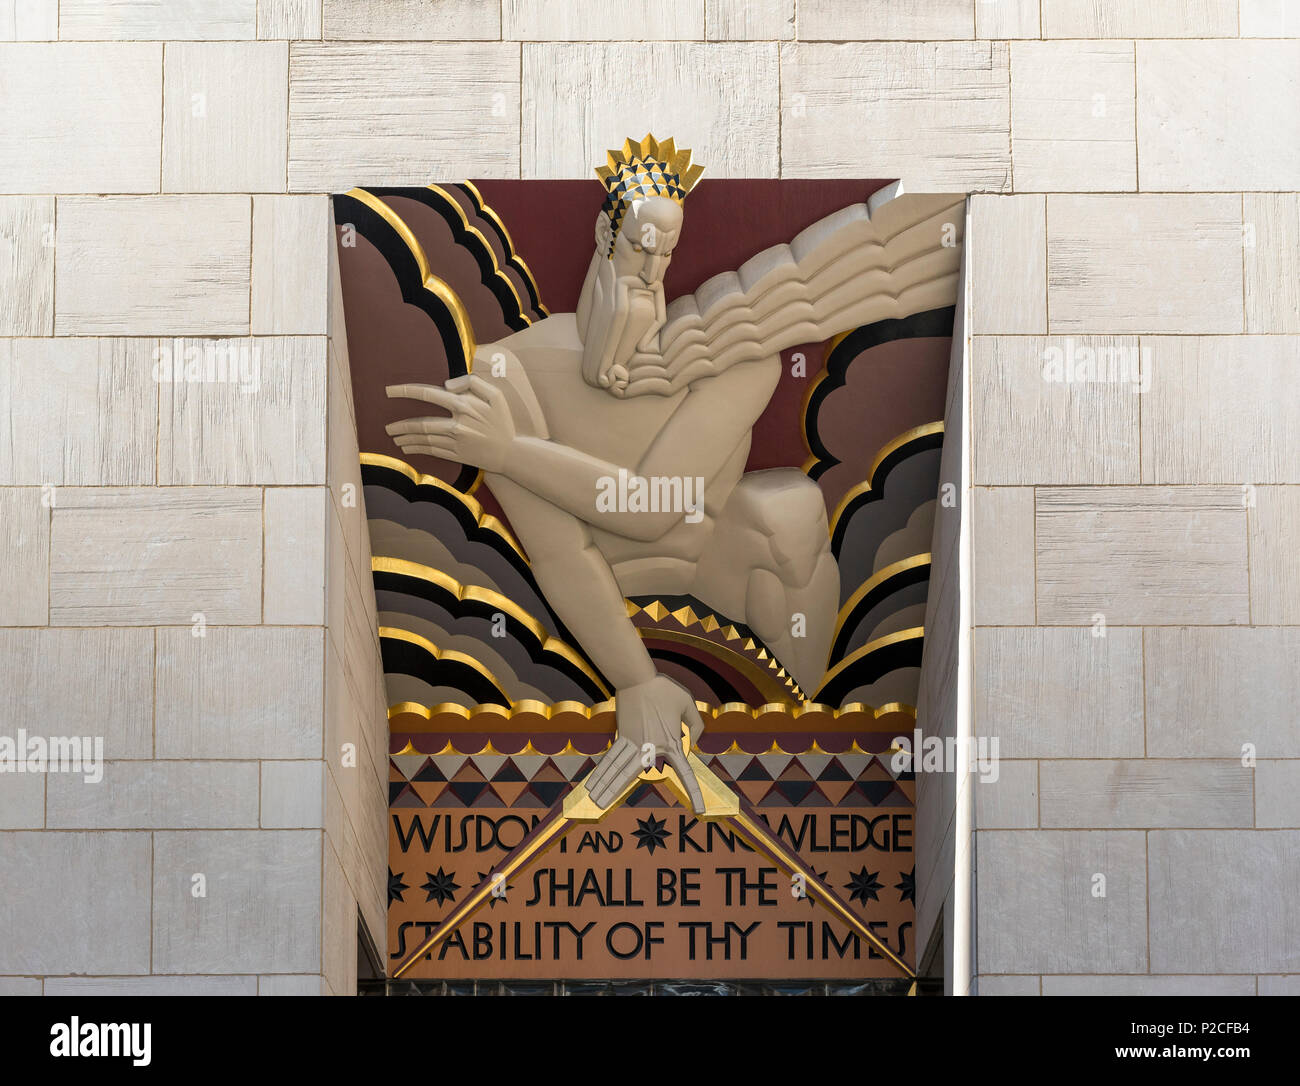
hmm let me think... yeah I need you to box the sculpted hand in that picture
[385,375,516,473]
[587,675,706,814]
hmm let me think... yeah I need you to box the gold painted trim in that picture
[379,625,513,705]
[562,746,739,823]
[389,698,615,725]
[391,740,731,977]
[459,180,549,317]
[865,422,944,489]
[391,727,912,980]
[387,698,916,738]
[824,329,853,357]
[390,809,572,979]
[830,552,932,649]
[798,366,828,473]
[864,701,915,720]
[388,727,917,760]
[825,422,945,541]
[374,556,608,698]
[361,452,528,563]
[391,778,913,980]
[729,810,914,979]
[392,787,913,981]
[388,693,915,980]
[346,187,477,364]
[712,725,918,759]
[426,183,531,325]
[638,627,799,705]
[815,626,926,701]
[626,598,803,699]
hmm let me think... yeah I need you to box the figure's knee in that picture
[723,469,831,586]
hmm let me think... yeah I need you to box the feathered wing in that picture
[628,186,966,394]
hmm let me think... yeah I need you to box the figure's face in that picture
[609,197,683,286]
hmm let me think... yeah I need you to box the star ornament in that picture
[388,867,409,905]
[805,869,829,907]
[845,867,883,905]
[421,867,460,907]
[895,866,916,904]
[476,871,514,907]
[632,814,671,855]
[389,750,916,982]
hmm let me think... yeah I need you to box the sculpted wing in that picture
[628,185,966,394]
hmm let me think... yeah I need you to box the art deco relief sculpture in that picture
[385,136,950,813]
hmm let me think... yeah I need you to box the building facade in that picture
[1,0,1297,996]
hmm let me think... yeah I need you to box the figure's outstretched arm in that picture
[384,356,717,811]
[388,357,779,542]
[487,471,655,689]
[503,354,777,540]
[483,469,706,813]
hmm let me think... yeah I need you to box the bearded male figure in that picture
[387,136,956,812]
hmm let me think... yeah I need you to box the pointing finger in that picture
[587,737,636,807]
[665,746,705,815]
[394,442,461,461]
[589,757,638,810]
[466,374,504,404]
[386,417,457,437]
[386,384,464,412]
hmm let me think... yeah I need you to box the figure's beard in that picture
[583,273,661,398]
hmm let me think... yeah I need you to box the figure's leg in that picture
[688,469,839,696]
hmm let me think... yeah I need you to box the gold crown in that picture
[595,134,705,244]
